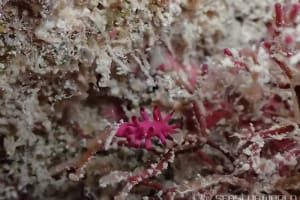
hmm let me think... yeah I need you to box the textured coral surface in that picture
[0,0,300,199]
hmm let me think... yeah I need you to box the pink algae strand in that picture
[275,3,284,27]
[224,48,233,56]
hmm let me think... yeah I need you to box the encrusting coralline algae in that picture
[0,0,300,199]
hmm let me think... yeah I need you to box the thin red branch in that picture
[116,150,175,199]
[196,150,223,174]
[141,179,164,191]
[272,58,293,79]
[275,3,284,27]
[259,124,295,138]
[206,140,235,162]
[191,100,207,137]
[68,127,111,181]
